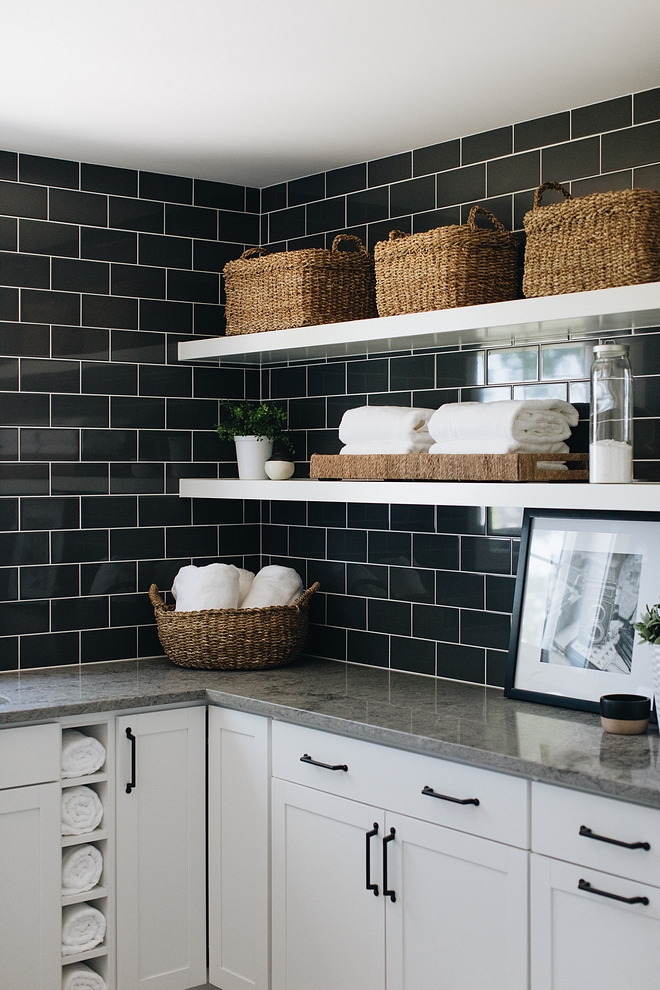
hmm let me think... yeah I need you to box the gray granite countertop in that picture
[1,656,659,809]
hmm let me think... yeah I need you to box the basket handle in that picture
[331,234,368,255]
[240,247,269,260]
[466,205,508,233]
[388,229,409,241]
[292,582,321,611]
[149,584,165,608]
[533,181,572,209]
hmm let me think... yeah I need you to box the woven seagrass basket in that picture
[149,582,319,670]
[223,234,377,335]
[373,206,518,317]
[523,181,660,297]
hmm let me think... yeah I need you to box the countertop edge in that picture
[3,682,660,811]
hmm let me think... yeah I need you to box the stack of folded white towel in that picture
[61,786,104,836]
[61,902,106,956]
[62,962,107,990]
[172,563,303,612]
[62,844,103,894]
[338,405,435,454]
[427,399,579,455]
[61,730,106,778]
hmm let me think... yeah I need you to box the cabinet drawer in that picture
[0,723,60,789]
[532,782,660,887]
[272,720,528,847]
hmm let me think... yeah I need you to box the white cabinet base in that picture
[116,707,206,990]
[0,782,61,990]
[208,707,270,990]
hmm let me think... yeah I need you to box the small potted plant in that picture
[215,401,293,480]
[634,602,660,714]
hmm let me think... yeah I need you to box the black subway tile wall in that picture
[258,85,660,687]
[0,152,260,669]
[3,85,660,678]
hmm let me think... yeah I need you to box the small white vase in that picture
[234,436,273,480]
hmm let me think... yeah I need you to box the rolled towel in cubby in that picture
[61,730,106,778]
[62,961,107,990]
[241,565,303,608]
[61,786,103,836]
[62,844,103,894]
[61,902,106,955]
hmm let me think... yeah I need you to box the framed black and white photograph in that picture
[505,509,660,713]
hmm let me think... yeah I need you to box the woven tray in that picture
[523,182,660,297]
[223,234,377,335]
[310,453,588,482]
[149,583,320,670]
[374,206,518,317]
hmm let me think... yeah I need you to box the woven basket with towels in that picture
[374,206,518,317]
[223,234,377,335]
[523,181,660,297]
[149,583,319,670]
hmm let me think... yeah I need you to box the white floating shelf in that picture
[178,282,660,366]
[62,886,108,906]
[62,829,108,848]
[62,945,107,965]
[61,771,107,788]
[179,477,660,512]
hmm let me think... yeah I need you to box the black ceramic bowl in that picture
[600,694,651,734]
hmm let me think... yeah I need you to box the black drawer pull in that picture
[578,878,649,906]
[125,727,136,794]
[300,753,348,772]
[366,823,379,896]
[383,827,396,902]
[422,785,479,806]
[579,825,650,851]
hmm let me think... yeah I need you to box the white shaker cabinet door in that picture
[0,782,60,990]
[208,707,270,990]
[385,811,528,990]
[531,853,660,990]
[115,707,206,990]
[271,778,386,990]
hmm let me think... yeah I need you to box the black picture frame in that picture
[504,507,660,714]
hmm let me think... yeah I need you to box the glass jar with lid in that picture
[589,343,633,483]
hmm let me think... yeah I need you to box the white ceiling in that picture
[1,0,659,188]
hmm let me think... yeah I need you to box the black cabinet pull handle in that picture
[422,785,479,807]
[125,727,136,794]
[300,753,348,772]
[366,823,379,896]
[579,825,650,851]
[383,827,396,903]
[578,878,649,906]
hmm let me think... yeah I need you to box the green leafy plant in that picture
[634,603,660,644]
[215,401,293,452]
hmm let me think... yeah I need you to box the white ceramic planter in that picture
[234,435,273,480]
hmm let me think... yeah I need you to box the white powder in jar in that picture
[589,439,633,483]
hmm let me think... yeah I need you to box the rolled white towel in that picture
[61,903,106,956]
[61,730,106,779]
[62,844,103,894]
[241,565,303,609]
[172,563,240,611]
[428,399,579,445]
[339,405,436,444]
[232,566,255,606]
[340,434,433,455]
[429,439,570,454]
[61,786,103,836]
[62,962,107,990]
